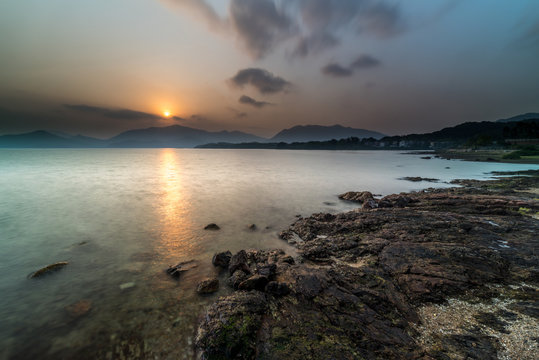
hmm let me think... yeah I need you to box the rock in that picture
[226,270,249,289]
[279,255,295,264]
[29,261,69,278]
[265,281,290,296]
[247,224,257,231]
[166,260,198,278]
[204,223,220,230]
[400,176,439,182]
[238,275,268,291]
[65,300,92,318]
[338,191,374,204]
[197,278,219,294]
[228,250,251,275]
[421,156,432,159]
[256,263,277,278]
[212,251,232,268]
[196,291,268,359]
[119,282,136,290]
[362,199,378,210]
[196,173,539,359]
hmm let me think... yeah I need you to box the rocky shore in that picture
[195,171,538,359]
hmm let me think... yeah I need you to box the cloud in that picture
[322,63,353,77]
[322,53,381,77]
[229,68,291,94]
[292,32,339,57]
[64,104,162,120]
[239,95,273,108]
[229,0,296,59]
[161,0,405,59]
[351,54,381,69]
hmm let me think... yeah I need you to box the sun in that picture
[163,110,171,118]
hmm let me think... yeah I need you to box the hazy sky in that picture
[1,0,538,138]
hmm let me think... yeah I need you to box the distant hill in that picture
[496,113,539,123]
[270,125,385,142]
[0,130,104,148]
[108,125,264,148]
[382,119,538,145]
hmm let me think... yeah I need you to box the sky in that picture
[0,0,538,138]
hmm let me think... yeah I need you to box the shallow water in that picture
[0,149,537,359]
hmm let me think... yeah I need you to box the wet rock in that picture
[65,299,92,318]
[400,176,439,182]
[228,250,251,275]
[226,270,249,289]
[338,191,374,204]
[29,261,69,278]
[196,174,539,359]
[279,255,295,264]
[238,275,268,291]
[256,263,277,278]
[197,278,219,294]
[362,198,378,210]
[421,156,432,159]
[166,260,198,278]
[265,281,290,296]
[204,223,220,230]
[196,291,268,359]
[212,251,232,268]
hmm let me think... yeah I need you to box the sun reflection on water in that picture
[157,149,199,261]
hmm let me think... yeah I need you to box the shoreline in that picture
[195,171,539,359]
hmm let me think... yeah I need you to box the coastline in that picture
[434,149,539,164]
[195,171,539,359]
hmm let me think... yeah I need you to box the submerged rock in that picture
[204,223,220,230]
[196,278,219,294]
[166,260,198,278]
[65,299,92,318]
[119,282,135,290]
[29,261,69,279]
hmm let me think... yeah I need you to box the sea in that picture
[0,149,537,359]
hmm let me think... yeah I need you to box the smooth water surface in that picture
[0,149,537,359]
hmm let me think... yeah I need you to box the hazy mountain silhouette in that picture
[0,131,96,148]
[496,113,539,123]
[107,125,264,148]
[270,124,385,142]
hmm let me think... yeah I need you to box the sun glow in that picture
[163,110,171,118]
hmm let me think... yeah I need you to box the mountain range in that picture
[1,113,537,148]
[0,124,385,148]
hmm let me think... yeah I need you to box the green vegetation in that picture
[502,145,539,160]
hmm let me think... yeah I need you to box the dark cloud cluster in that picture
[322,54,381,78]
[229,0,296,59]
[322,63,353,77]
[165,0,404,59]
[229,68,291,94]
[64,104,162,120]
[239,95,273,108]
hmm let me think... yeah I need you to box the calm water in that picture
[1,149,537,359]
